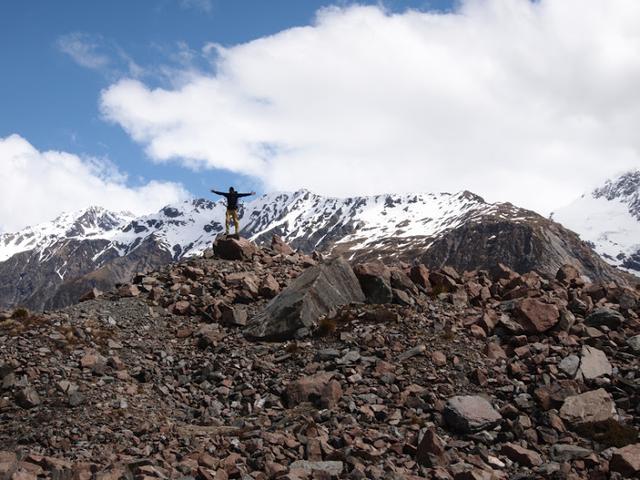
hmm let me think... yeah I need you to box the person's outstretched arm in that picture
[211,189,227,196]
[237,191,256,198]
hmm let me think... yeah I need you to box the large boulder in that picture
[515,298,559,333]
[353,261,393,304]
[443,395,502,433]
[213,236,259,260]
[245,257,365,340]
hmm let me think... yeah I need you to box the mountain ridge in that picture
[0,188,634,310]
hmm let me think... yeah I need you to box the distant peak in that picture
[457,190,486,204]
[593,170,640,200]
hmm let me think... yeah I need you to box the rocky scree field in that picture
[1,236,640,479]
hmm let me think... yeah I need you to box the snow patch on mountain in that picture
[552,170,640,275]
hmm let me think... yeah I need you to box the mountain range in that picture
[1,172,639,310]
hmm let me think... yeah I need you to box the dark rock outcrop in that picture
[420,213,629,285]
[48,237,173,310]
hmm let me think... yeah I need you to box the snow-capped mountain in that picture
[0,189,628,310]
[0,190,504,267]
[552,170,640,276]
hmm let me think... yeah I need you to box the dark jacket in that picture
[211,190,252,210]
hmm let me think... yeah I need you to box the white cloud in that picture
[57,32,145,78]
[57,33,111,70]
[100,0,640,215]
[0,134,190,233]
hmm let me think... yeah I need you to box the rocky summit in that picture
[1,236,640,480]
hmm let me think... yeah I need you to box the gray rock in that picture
[585,307,625,329]
[398,344,426,361]
[559,354,580,377]
[578,346,612,380]
[244,257,365,340]
[444,395,502,433]
[337,350,361,364]
[316,349,341,361]
[550,444,593,462]
[627,335,640,354]
[68,391,85,407]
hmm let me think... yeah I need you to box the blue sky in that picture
[0,0,453,203]
[1,0,639,232]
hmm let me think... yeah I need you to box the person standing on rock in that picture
[210,187,255,235]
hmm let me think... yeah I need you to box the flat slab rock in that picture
[289,460,344,476]
[578,345,612,380]
[550,444,593,462]
[559,388,616,428]
[443,395,502,433]
[244,256,365,340]
[501,443,543,467]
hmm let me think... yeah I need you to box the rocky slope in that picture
[1,237,640,479]
[553,170,640,276]
[0,190,632,311]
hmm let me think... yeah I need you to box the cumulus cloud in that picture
[0,134,190,233]
[100,0,640,214]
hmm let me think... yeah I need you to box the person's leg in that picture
[232,210,240,234]
[225,209,231,234]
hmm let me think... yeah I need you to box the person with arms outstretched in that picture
[210,187,255,235]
